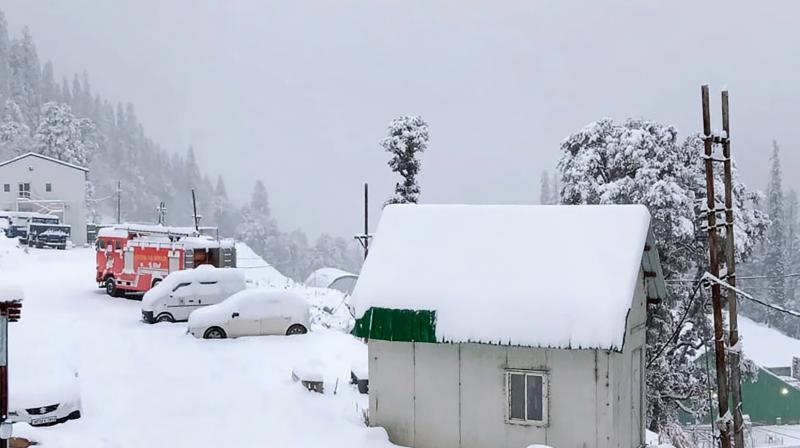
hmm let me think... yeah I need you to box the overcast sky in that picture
[4,1,800,239]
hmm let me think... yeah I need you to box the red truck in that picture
[95,224,237,297]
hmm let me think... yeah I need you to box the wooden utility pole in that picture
[720,90,745,448]
[701,84,731,448]
[354,183,372,259]
[191,189,200,231]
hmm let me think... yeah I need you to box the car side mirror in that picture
[232,312,239,319]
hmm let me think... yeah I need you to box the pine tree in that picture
[551,171,560,204]
[0,11,10,102]
[539,170,552,204]
[785,189,799,329]
[40,60,58,103]
[60,76,71,106]
[236,180,279,258]
[381,115,429,204]
[8,27,40,128]
[764,141,788,328]
[212,175,233,236]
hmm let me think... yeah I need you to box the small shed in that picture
[305,267,358,295]
[351,204,665,448]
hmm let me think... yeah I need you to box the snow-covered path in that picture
[1,241,395,447]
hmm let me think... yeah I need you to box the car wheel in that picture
[204,327,227,339]
[156,313,174,323]
[105,277,118,297]
[152,278,162,288]
[286,324,308,336]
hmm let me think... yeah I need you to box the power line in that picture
[703,272,800,318]
[665,272,800,283]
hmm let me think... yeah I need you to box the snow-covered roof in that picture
[97,227,131,238]
[0,152,89,172]
[351,204,656,350]
[304,267,358,289]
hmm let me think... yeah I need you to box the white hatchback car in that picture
[187,289,310,339]
[8,355,81,427]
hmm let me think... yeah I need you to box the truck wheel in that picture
[203,327,227,339]
[286,324,308,335]
[156,313,174,323]
[105,278,119,297]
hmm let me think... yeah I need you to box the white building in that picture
[351,204,666,448]
[0,152,89,245]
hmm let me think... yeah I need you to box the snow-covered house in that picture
[351,204,666,448]
[305,267,359,295]
[0,152,88,245]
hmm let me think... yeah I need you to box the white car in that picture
[187,289,310,339]
[8,356,81,427]
[142,265,246,323]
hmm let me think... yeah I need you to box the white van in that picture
[141,265,246,323]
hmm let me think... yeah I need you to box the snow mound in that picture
[352,204,652,349]
[738,315,800,367]
[236,242,293,288]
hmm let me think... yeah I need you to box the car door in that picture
[228,298,262,337]
[196,281,222,306]
[168,282,197,320]
[258,299,288,335]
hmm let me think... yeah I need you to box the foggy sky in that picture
[4,0,800,239]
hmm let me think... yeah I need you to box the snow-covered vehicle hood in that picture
[187,303,227,328]
[142,283,168,310]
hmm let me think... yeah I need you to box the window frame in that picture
[505,369,549,427]
[2,184,9,193]
[172,282,193,292]
[18,182,30,198]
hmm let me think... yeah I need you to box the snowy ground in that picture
[0,236,396,447]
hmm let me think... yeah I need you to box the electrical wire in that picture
[646,279,705,369]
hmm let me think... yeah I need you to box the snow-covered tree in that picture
[539,170,552,205]
[33,102,92,167]
[762,141,788,328]
[558,118,768,440]
[0,11,10,102]
[60,76,71,106]
[785,189,799,324]
[40,60,58,103]
[0,99,31,158]
[8,27,40,128]
[381,115,429,204]
[237,180,279,257]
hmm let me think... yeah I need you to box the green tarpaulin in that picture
[353,307,437,343]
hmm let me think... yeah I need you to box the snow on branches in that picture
[557,118,768,438]
[381,115,429,205]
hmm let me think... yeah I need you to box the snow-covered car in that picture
[141,265,246,323]
[187,289,310,339]
[8,356,82,427]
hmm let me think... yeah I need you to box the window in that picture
[96,239,107,250]
[45,183,52,192]
[172,282,192,292]
[506,370,548,425]
[18,183,30,198]
[2,184,8,193]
